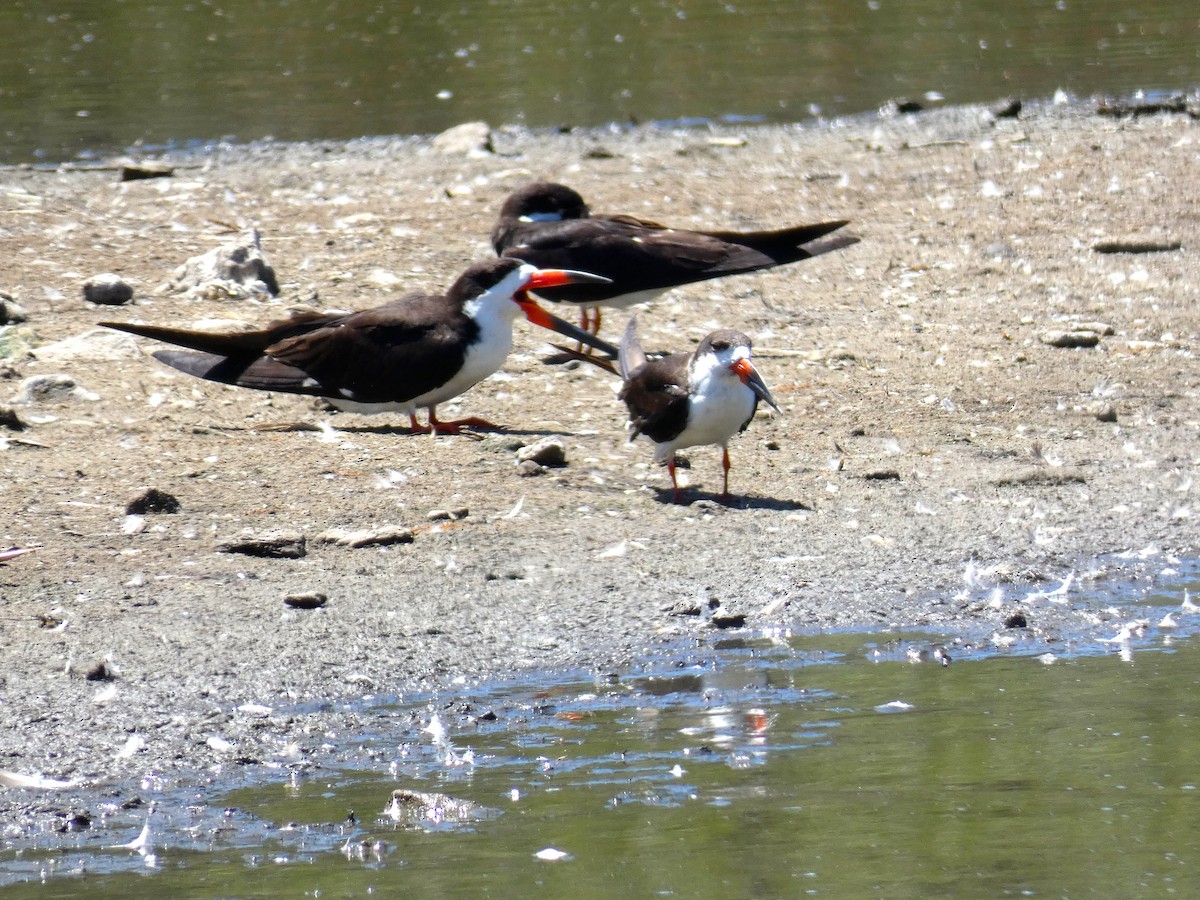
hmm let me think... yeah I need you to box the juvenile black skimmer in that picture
[617,317,779,503]
[103,258,613,435]
[492,181,858,334]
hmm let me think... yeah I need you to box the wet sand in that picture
[0,99,1196,827]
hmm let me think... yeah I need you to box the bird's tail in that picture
[618,316,648,381]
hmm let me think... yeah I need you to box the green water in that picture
[7,618,1200,897]
[3,0,1199,164]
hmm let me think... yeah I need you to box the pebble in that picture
[15,374,100,404]
[427,507,469,522]
[216,530,306,558]
[1091,238,1181,254]
[82,273,134,306]
[1089,401,1118,423]
[283,592,328,610]
[167,230,280,300]
[33,329,142,363]
[317,525,415,548]
[432,121,493,156]
[989,97,1023,120]
[710,608,748,629]
[516,437,567,468]
[0,294,28,325]
[119,160,173,181]
[515,459,544,477]
[991,467,1087,487]
[1040,330,1099,349]
[863,469,902,481]
[0,325,37,361]
[126,487,181,515]
[0,406,26,431]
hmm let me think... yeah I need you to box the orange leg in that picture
[668,456,684,504]
[720,448,733,501]
[410,408,500,435]
[574,307,603,352]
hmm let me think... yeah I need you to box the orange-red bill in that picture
[731,358,780,413]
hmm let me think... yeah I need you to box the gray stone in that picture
[33,329,141,363]
[216,530,306,558]
[432,121,493,156]
[15,374,100,405]
[516,437,567,468]
[167,230,280,300]
[1040,330,1100,349]
[317,525,415,548]
[83,273,134,306]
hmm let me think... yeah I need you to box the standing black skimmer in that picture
[617,317,779,503]
[492,181,858,334]
[102,258,613,435]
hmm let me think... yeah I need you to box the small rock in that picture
[710,609,748,629]
[283,592,328,610]
[989,97,1022,119]
[0,325,37,361]
[0,406,25,431]
[1091,238,1181,254]
[1089,401,1118,423]
[991,467,1087,487]
[16,374,100,405]
[516,437,567,468]
[0,294,28,325]
[427,507,469,522]
[881,97,923,116]
[216,530,306,559]
[432,121,493,156]
[982,241,1016,258]
[33,329,142,363]
[663,600,705,617]
[515,459,545,477]
[119,160,173,181]
[85,660,117,682]
[1004,613,1028,629]
[167,230,280,300]
[1040,330,1099,349]
[1073,321,1114,336]
[82,273,134,306]
[863,469,902,481]
[126,487,181,515]
[317,525,415,548]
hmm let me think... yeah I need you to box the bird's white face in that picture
[690,340,751,385]
[464,262,539,322]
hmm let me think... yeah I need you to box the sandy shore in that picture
[0,100,1196,822]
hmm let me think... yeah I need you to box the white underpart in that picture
[652,343,757,461]
[328,263,534,415]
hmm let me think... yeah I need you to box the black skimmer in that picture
[617,317,779,503]
[492,181,858,334]
[102,258,613,435]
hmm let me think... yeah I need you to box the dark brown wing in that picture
[258,294,473,403]
[618,352,691,443]
[115,293,475,404]
[498,216,852,305]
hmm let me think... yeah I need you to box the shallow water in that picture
[3,0,1199,164]
[2,563,1197,897]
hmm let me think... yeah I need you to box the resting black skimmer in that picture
[103,258,613,435]
[617,317,779,503]
[492,181,858,334]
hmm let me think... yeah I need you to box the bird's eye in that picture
[711,340,731,351]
